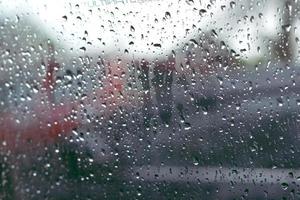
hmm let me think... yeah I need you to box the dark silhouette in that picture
[152,55,175,125]
[138,59,153,128]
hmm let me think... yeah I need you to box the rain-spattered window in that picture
[1,0,300,199]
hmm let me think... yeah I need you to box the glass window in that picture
[1,0,300,199]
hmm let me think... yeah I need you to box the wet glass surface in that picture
[1,0,300,199]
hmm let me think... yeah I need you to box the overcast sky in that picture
[0,0,289,61]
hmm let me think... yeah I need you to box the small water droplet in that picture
[130,25,135,32]
[230,1,236,9]
[282,24,292,32]
[281,182,289,190]
[165,12,171,19]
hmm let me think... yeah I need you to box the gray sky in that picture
[0,0,294,61]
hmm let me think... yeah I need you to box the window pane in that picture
[1,0,300,199]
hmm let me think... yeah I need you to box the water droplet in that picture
[130,25,135,32]
[281,182,289,190]
[165,12,171,19]
[282,24,292,32]
[230,1,236,9]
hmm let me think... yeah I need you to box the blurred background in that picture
[1,0,300,199]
